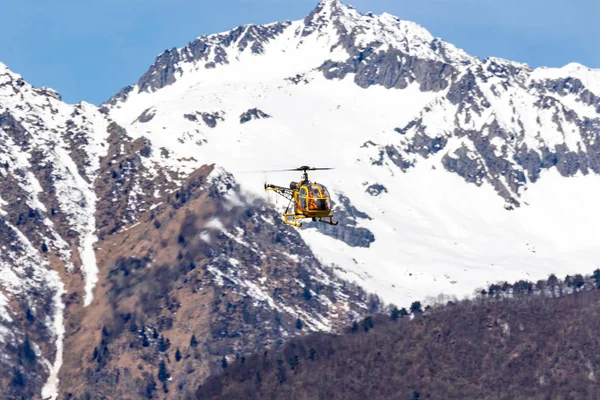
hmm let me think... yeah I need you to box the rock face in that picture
[0,62,110,399]
[135,22,292,93]
[106,0,600,209]
[240,108,271,124]
[382,59,600,206]
[0,60,373,400]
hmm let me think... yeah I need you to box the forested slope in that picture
[197,272,600,400]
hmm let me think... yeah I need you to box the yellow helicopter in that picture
[264,166,338,228]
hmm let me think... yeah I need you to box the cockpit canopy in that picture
[298,182,331,211]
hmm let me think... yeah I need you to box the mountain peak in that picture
[304,0,358,31]
[316,0,345,10]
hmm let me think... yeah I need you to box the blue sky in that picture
[1,0,597,105]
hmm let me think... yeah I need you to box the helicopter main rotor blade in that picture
[238,168,303,174]
[237,166,335,174]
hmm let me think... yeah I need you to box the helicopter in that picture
[264,166,339,228]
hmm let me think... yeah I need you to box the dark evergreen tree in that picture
[21,336,36,363]
[594,269,600,289]
[350,321,359,333]
[158,361,170,382]
[255,371,262,387]
[535,279,547,295]
[308,348,317,361]
[296,317,303,330]
[221,356,228,369]
[146,379,157,399]
[390,306,400,321]
[25,308,34,323]
[399,308,409,317]
[175,348,182,362]
[573,274,585,291]
[41,242,48,253]
[548,274,559,296]
[565,275,574,290]
[12,368,24,387]
[159,336,171,352]
[190,334,198,348]
[288,355,300,370]
[303,287,312,301]
[513,280,533,296]
[501,281,513,295]
[488,284,500,297]
[363,316,374,332]
[410,301,423,315]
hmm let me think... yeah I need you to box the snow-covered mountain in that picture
[107,0,600,306]
[0,37,371,400]
[3,0,600,398]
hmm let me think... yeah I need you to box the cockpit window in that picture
[299,184,331,211]
[309,183,324,198]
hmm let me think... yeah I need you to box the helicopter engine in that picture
[289,182,299,190]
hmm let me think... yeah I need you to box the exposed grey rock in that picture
[34,86,61,101]
[442,146,487,187]
[384,145,413,170]
[395,120,417,135]
[240,108,271,124]
[285,74,310,85]
[0,111,32,148]
[183,113,198,122]
[103,85,134,108]
[201,112,224,128]
[135,21,291,93]
[302,0,349,37]
[306,193,375,248]
[513,145,542,183]
[137,47,182,93]
[134,108,155,123]
[184,111,224,128]
[447,70,490,111]
[320,49,455,92]
[400,123,448,158]
[366,184,387,196]
[530,77,600,114]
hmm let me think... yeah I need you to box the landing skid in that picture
[318,216,339,226]
[282,214,338,228]
[283,214,304,228]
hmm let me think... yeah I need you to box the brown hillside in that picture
[58,161,373,399]
[197,279,600,400]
